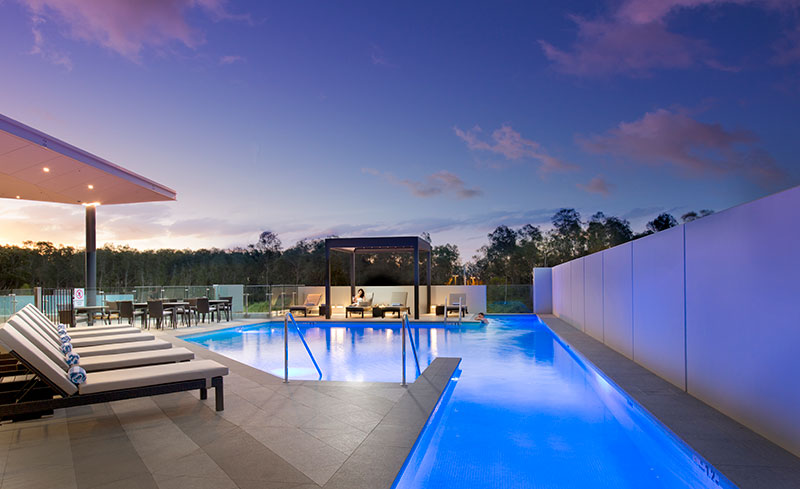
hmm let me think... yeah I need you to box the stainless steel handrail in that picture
[401,313,421,386]
[284,312,323,382]
[443,300,463,326]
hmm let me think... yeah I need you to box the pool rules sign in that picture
[73,288,85,307]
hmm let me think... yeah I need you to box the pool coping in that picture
[540,314,800,489]
[322,357,462,489]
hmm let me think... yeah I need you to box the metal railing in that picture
[401,313,421,386]
[442,300,463,326]
[283,312,322,382]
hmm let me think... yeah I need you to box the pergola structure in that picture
[0,113,176,305]
[325,236,432,319]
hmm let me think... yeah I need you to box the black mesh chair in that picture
[220,296,233,321]
[195,298,217,323]
[119,301,145,327]
[147,300,165,329]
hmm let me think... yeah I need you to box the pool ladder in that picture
[442,299,464,326]
[401,313,421,386]
[284,312,323,382]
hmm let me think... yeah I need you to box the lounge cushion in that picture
[79,348,194,372]
[0,323,78,395]
[70,333,155,348]
[79,359,228,394]
[64,327,141,338]
[75,339,173,357]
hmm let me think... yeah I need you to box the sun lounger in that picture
[20,305,139,336]
[346,292,374,318]
[289,293,322,317]
[15,309,155,348]
[0,325,228,418]
[13,310,167,356]
[381,291,410,317]
[5,317,194,372]
[445,293,468,316]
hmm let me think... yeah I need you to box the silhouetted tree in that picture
[681,209,714,222]
[646,213,678,233]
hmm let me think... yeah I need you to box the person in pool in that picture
[475,312,489,324]
[352,288,366,305]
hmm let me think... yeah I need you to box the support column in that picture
[85,204,97,307]
[325,244,331,319]
[350,251,356,301]
[426,250,432,315]
[413,245,420,319]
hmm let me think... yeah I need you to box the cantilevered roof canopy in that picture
[0,113,176,205]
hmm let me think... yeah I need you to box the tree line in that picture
[0,209,711,290]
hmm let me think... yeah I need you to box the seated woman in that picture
[351,288,366,305]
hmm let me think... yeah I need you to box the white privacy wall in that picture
[550,184,800,457]
[602,243,633,359]
[684,186,800,459]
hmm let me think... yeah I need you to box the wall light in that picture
[15,195,20,199]
[42,167,50,173]
[88,184,94,190]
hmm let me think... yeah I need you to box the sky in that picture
[0,0,799,259]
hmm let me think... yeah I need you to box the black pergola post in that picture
[325,243,331,319]
[426,250,432,316]
[350,251,356,302]
[413,244,420,319]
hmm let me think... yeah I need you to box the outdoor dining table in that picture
[209,299,230,322]
[74,305,109,326]
[163,301,192,327]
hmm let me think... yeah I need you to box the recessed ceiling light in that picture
[88,184,94,189]
[42,167,50,173]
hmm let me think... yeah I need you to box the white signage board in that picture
[73,288,85,307]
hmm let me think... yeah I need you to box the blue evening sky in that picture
[0,0,798,257]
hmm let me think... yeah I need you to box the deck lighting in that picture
[15,195,20,199]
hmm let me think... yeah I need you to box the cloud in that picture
[29,14,73,70]
[577,176,613,196]
[18,0,248,62]
[362,168,482,199]
[580,108,785,183]
[539,0,800,76]
[539,16,710,76]
[454,124,576,173]
[219,54,245,65]
[370,44,393,67]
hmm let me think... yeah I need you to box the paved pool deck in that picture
[2,315,797,488]
[541,314,800,489]
[0,318,460,489]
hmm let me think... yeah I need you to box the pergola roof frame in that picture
[325,236,432,319]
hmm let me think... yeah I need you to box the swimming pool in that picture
[182,316,736,488]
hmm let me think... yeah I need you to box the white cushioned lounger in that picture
[25,314,154,347]
[4,318,194,372]
[74,340,172,357]
[6,315,170,358]
[17,309,154,347]
[19,306,140,337]
[69,333,155,348]
[0,326,228,413]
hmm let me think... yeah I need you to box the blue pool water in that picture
[182,316,736,488]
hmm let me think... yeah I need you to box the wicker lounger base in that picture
[0,375,224,418]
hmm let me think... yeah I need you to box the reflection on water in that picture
[184,317,733,489]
